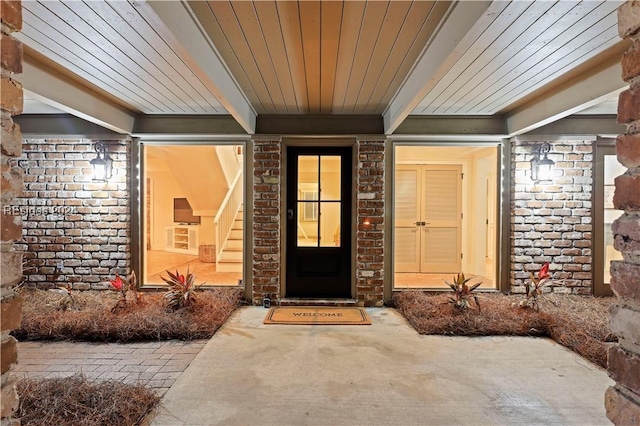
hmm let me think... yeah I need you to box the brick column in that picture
[604,2,640,424]
[252,137,281,305]
[356,138,385,307]
[0,1,22,424]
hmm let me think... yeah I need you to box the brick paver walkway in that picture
[14,340,207,396]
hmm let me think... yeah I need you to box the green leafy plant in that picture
[52,284,79,311]
[161,269,200,310]
[108,271,141,313]
[446,272,481,311]
[520,262,551,310]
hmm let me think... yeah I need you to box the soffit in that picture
[16,0,228,115]
[188,0,452,114]
[411,0,624,115]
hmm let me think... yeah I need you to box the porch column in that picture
[356,138,385,307]
[605,2,640,423]
[251,136,282,305]
[0,1,23,424]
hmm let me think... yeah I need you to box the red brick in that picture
[605,386,640,426]
[618,88,640,125]
[0,294,21,332]
[617,134,640,168]
[0,336,17,374]
[614,174,640,210]
[609,346,640,395]
[610,262,640,304]
[0,212,21,242]
[0,0,21,32]
[619,1,640,39]
[0,33,21,74]
[0,164,22,202]
[0,117,21,157]
[0,77,21,115]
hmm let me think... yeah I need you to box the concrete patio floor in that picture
[152,307,613,426]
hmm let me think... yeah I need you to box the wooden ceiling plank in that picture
[253,1,298,113]
[61,0,194,113]
[230,1,287,113]
[341,1,389,113]
[187,1,263,113]
[319,0,343,113]
[332,1,366,112]
[425,1,554,114]
[486,27,620,114]
[383,0,494,134]
[353,0,412,113]
[456,2,619,114]
[107,1,222,113]
[83,1,207,114]
[208,0,274,112]
[275,1,309,113]
[373,1,452,113]
[471,8,621,114]
[26,1,182,113]
[428,0,590,115]
[18,17,159,113]
[143,0,256,132]
[299,1,322,113]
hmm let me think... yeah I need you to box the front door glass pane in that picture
[320,202,341,247]
[320,156,341,201]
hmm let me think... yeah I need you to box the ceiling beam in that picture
[17,60,135,134]
[394,116,506,136]
[383,0,493,135]
[133,115,247,138]
[143,0,256,134]
[518,115,623,138]
[256,115,383,135]
[505,59,625,137]
[15,114,128,139]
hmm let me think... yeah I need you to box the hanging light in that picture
[530,142,554,183]
[90,142,113,182]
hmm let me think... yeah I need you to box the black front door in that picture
[286,146,352,298]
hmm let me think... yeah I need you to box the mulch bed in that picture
[17,374,160,426]
[393,291,616,369]
[13,287,243,342]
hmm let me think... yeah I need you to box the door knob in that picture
[287,209,294,220]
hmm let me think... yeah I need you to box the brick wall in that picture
[252,137,281,305]
[604,2,640,423]
[510,140,593,294]
[14,139,130,290]
[0,1,22,424]
[356,139,385,307]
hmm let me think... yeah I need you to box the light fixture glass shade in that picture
[91,156,107,182]
[537,157,554,182]
[530,143,554,183]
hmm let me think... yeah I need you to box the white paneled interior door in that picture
[395,164,462,273]
[394,166,421,272]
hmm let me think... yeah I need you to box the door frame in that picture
[593,138,616,296]
[388,140,507,291]
[281,138,357,299]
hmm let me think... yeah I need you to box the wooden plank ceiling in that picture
[16,0,624,120]
[189,0,451,114]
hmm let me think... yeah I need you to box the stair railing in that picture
[214,169,243,263]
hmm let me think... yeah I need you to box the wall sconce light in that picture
[362,218,371,226]
[530,142,554,183]
[90,142,113,182]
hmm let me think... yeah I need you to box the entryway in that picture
[285,146,352,298]
[393,145,499,289]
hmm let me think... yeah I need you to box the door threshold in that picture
[279,298,358,307]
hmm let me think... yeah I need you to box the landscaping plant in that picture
[162,268,200,310]
[108,271,141,313]
[520,262,552,310]
[445,272,481,311]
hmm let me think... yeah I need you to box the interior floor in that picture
[394,273,494,290]
[145,250,242,287]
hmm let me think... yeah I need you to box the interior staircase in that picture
[216,205,243,272]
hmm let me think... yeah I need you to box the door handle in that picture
[287,209,294,220]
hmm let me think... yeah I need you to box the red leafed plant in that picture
[161,269,200,310]
[109,271,141,313]
[520,262,552,310]
[446,272,481,311]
